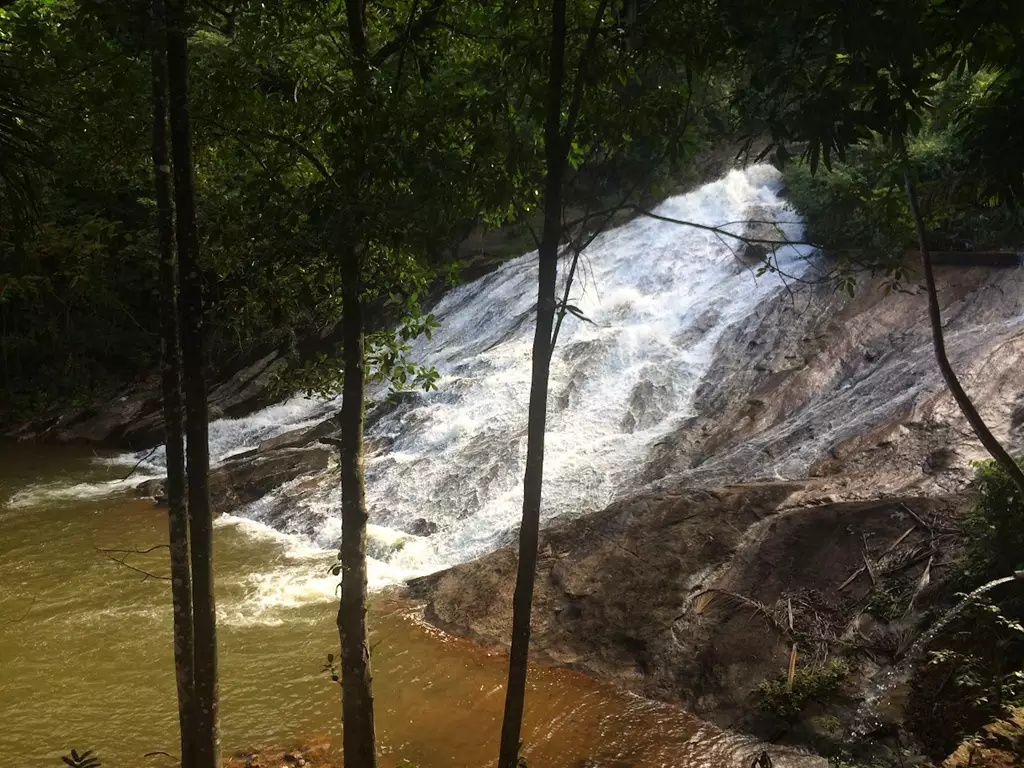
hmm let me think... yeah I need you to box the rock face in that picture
[5,350,284,448]
[137,445,332,514]
[942,708,1024,768]
[408,481,962,737]
[641,265,1024,495]
[407,263,1024,745]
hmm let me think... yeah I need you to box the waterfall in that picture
[204,165,812,584]
[13,165,815,588]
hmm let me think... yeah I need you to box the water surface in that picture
[1,447,803,767]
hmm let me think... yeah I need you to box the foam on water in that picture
[7,474,159,509]
[214,515,434,624]
[14,166,814,611]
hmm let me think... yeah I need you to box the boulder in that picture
[136,445,332,514]
[257,419,337,453]
[211,445,331,512]
[403,517,439,537]
[740,243,769,265]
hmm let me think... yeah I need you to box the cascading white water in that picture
[217,165,814,586]
[10,165,815,598]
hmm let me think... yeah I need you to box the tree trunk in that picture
[166,1,220,765]
[151,0,195,765]
[335,256,377,768]
[497,2,568,766]
[332,4,378,766]
[904,172,1024,496]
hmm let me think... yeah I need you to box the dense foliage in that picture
[784,76,1024,267]
[0,0,732,422]
[907,459,1024,757]
[2,0,1022,424]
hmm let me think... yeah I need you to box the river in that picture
[0,445,820,767]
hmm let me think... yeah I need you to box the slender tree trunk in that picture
[335,256,377,767]
[904,172,1024,497]
[166,1,219,765]
[497,2,568,766]
[335,3,377,765]
[151,1,195,765]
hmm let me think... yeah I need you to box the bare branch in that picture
[1,597,36,625]
[96,547,170,582]
[101,545,171,555]
[116,446,160,482]
[371,0,445,67]
[563,0,611,149]
[143,751,177,761]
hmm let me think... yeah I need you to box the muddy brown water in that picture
[0,446,819,767]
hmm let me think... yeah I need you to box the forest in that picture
[2,1,1024,767]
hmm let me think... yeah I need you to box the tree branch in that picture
[563,0,611,150]
[116,446,160,482]
[370,0,445,67]
[1,597,36,624]
[97,546,171,582]
[904,169,1024,496]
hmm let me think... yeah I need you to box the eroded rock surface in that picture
[136,445,331,514]
[407,264,1024,741]
[408,482,962,736]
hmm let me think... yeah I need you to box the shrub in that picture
[962,458,1024,581]
[757,658,853,720]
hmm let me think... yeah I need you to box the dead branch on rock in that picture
[838,525,917,591]
[690,588,790,636]
[899,503,933,535]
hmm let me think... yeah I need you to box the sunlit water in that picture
[2,167,824,765]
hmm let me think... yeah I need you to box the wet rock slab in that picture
[136,445,331,513]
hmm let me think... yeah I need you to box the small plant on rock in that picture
[758,658,853,721]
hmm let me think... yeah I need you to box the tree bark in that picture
[151,0,195,765]
[497,1,568,766]
[904,171,1024,497]
[166,1,220,765]
[336,256,377,768]
[336,3,377,766]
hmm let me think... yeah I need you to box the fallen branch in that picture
[880,549,939,578]
[862,533,878,586]
[837,525,917,592]
[116,446,160,482]
[690,588,790,636]
[96,546,170,582]
[899,503,933,535]
[903,555,933,618]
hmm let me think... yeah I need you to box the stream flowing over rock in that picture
[15,164,1024,755]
